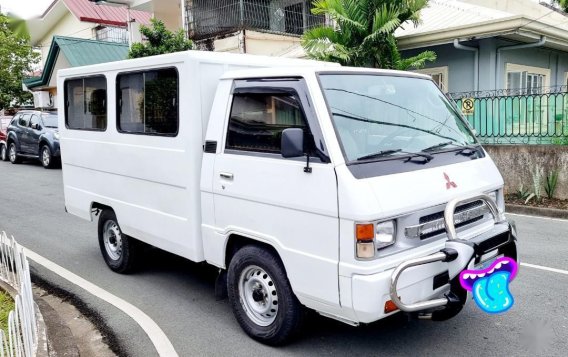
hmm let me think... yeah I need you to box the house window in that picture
[505,64,550,94]
[413,66,449,92]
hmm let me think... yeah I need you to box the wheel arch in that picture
[38,138,52,153]
[225,234,283,270]
[6,133,19,147]
[90,202,114,221]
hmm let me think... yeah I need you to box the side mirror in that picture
[31,123,40,130]
[281,128,304,158]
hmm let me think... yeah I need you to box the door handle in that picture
[220,172,234,180]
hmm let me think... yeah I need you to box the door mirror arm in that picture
[303,153,312,173]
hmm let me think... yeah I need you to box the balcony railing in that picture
[185,0,328,40]
[95,26,129,44]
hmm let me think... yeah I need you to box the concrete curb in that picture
[506,204,568,220]
[34,294,80,357]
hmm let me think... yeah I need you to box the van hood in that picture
[336,156,503,221]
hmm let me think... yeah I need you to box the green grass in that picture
[0,290,14,333]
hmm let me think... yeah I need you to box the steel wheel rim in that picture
[103,220,123,261]
[42,148,50,166]
[238,265,279,326]
[9,145,16,162]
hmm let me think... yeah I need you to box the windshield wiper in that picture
[456,144,480,156]
[422,141,461,152]
[422,141,480,156]
[357,149,402,161]
[357,149,433,162]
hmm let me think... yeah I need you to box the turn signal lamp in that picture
[384,299,399,314]
[356,224,375,259]
[356,224,374,241]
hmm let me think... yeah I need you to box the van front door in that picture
[213,79,340,307]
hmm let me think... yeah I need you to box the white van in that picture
[58,51,518,345]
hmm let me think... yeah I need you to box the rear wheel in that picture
[0,144,7,161]
[97,210,140,273]
[41,145,54,169]
[227,245,304,345]
[8,143,21,164]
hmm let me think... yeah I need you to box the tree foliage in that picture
[128,19,193,59]
[301,0,436,70]
[0,13,39,109]
[556,0,568,12]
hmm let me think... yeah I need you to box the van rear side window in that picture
[64,76,107,131]
[117,68,178,136]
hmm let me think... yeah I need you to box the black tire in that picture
[227,245,304,345]
[40,145,54,169]
[97,210,140,274]
[0,144,7,161]
[8,143,21,164]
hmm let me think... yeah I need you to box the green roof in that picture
[24,36,129,89]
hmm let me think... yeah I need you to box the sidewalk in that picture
[33,284,116,357]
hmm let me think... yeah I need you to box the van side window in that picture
[117,68,178,136]
[226,93,313,154]
[65,76,107,131]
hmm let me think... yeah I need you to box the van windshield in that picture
[319,74,477,162]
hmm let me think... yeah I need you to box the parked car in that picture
[0,117,8,161]
[5,110,60,168]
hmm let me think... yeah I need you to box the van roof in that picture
[57,50,338,78]
[221,66,432,81]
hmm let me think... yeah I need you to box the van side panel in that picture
[59,60,205,261]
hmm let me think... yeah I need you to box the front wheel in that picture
[0,144,7,161]
[8,143,21,164]
[227,245,304,345]
[41,145,54,169]
[97,210,140,274]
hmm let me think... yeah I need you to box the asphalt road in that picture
[0,160,567,356]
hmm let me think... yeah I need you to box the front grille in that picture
[419,200,483,224]
[418,200,485,240]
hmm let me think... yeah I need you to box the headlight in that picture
[54,132,60,140]
[355,220,396,259]
[376,221,396,249]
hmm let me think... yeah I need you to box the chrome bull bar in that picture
[389,193,504,313]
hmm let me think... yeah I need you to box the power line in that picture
[515,9,556,31]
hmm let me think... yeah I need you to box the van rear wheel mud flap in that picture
[390,193,507,320]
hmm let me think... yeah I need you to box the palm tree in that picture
[302,0,436,70]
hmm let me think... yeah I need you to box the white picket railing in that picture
[0,232,38,357]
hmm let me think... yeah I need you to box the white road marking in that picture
[521,262,568,276]
[23,246,179,357]
[506,213,568,222]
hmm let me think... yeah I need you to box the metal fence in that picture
[0,232,38,357]
[185,0,328,40]
[451,87,568,144]
[95,26,129,44]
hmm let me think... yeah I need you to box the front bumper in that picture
[350,221,518,324]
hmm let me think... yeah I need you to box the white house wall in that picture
[37,12,93,65]
[212,31,302,57]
